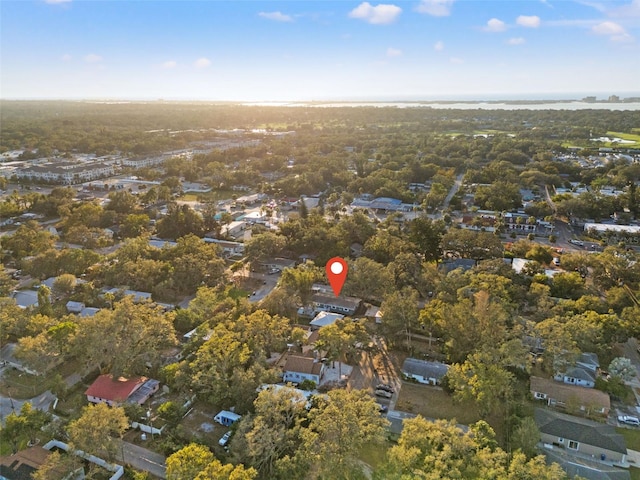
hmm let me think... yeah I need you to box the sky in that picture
[1,0,639,101]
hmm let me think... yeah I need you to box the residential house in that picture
[103,288,153,303]
[402,358,450,385]
[311,293,362,316]
[309,311,344,331]
[282,355,324,385]
[535,408,628,469]
[531,376,610,416]
[85,374,159,406]
[261,258,296,271]
[0,446,73,480]
[555,352,600,389]
[203,238,245,257]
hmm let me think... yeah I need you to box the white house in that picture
[282,355,324,385]
[402,358,450,385]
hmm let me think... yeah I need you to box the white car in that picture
[618,415,640,426]
[219,431,232,446]
[374,388,392,399]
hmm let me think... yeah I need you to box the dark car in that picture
[376,383,394,394]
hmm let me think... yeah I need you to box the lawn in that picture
[616,426,640,450]
[0,360,83,399]
[605,131,640,148]
[395,383,507,443]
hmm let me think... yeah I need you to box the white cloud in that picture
[45,0,72,4]
[162,60,177,69]
[516,15,541,28]
[592,21,634,42]
[84,53,102,63]
[592,21,625,35]
[450,57,463,64]
[194,57,212,68]
[61,54,72,61]
[386,47,402,57]
[434,40,444,51]
[485,18,507,32]
[258,11,294,22]
[415,0,454,17]
[348,2,402,25]
[507,37,526,45]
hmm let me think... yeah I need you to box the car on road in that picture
[569,239,584,246]
[376,383,394,394]
[618,415,640,426]
[219,431,232,446]
[268,268,281,274]
[374,388,393,399]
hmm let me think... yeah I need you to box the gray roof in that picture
[578,352,600,371]
[542,449,630,480]
[535,409,627,454]
[312,293,361,311]
[402,358,449,380]
[564,366,596,383]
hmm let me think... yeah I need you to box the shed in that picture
[214,410,242,427]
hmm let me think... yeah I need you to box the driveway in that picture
[0,390,56,424]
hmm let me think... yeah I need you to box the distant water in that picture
[243,101,640,111]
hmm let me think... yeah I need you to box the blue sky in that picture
[1,0,639,101]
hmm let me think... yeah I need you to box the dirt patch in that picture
[180,404,222,445]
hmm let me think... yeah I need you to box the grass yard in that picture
[604,131,640,148]
[631,468,640,480]
[358,441,391,470]
[616,426,640,451]
[395,383,507,443]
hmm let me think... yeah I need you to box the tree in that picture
[2,221,55,260]
[167,443,214,480]
[447,349,516,418]
[407,217,446,262]
[68,403,129,461]
[377,416,568,480]
[302,389,388,478]
[510,417,541,458]
[51,273,77,298]
[121,213,152,238]
[195,459,257,480]
[32,450,81,480]
[609,357,636,382]
[441,229,503,261]
[343,257,393,303]
[72,296,177,377]
[235,386,308,478]
[380,288,419,349]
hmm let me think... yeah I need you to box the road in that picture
[122,440,167,479]
[442,173,464,211]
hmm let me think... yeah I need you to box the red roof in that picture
[85,374,145,402]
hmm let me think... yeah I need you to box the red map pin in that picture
[326,257,348,297]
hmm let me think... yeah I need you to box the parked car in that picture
[618,415,640,426]
[374,388,392,399]
[268,268,281,274]
[569,239,584,246]
[376,383,394,394]
[219,431,232,446]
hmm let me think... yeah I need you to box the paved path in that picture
[122,441,167,479]
[0,390,56,424]
[442,173,464,210]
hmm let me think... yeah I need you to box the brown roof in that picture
[0,446,54,480]
[85,374,145,402]
[284,355,323,376]
[530,376,610,410]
